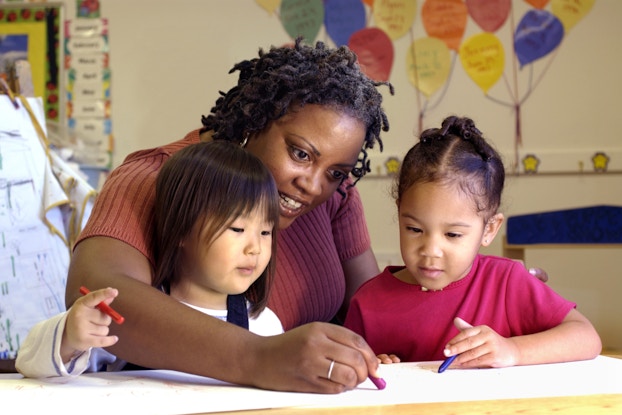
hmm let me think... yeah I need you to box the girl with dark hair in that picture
[345,116,601,368]
[17,141,283,377]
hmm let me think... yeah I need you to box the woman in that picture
[66,38,390,393]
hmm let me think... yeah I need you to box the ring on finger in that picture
[327,359,335,381]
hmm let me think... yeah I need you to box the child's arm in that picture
[60,287,120,362]
[16,287,121,378]
[443,312,602,369]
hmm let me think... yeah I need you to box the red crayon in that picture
[79,286,125,324]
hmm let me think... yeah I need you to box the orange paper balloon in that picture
[421,0,468,51]
[406,37,451,97]
[524,0,550,8]
[551,0,595,31]
[459,32,505,94]
[372,0,417,40]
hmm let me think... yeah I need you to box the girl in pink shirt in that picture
[345,116,601,369]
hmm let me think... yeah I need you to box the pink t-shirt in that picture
[344,254,576,361]
[77,130,371,330]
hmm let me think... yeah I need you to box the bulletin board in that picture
[0,3,64,122]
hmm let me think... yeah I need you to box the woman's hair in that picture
[152,141,279,316]
[394,116,505,219]
[201,37,393,184]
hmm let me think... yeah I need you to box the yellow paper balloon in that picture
[459,33,504,94]
[255,0,281,14]
[372,0,417,40]
[551,0,595,32]
[406,37,451,97]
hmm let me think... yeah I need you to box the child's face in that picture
[397,182,499,291]
[176,208,273,309]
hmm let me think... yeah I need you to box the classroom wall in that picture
[67,0,622,349]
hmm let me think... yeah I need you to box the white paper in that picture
[1,356,620,415]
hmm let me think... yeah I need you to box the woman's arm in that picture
[66,237,380,393]
[337,248,381,322]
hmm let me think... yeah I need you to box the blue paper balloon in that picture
[514,9,564,67]
[324,0,366,47]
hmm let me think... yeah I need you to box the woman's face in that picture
[245,104,366,230]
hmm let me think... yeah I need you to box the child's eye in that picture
[447,232,461,238]
[230,227,244,233]
[261,230,272,236]
[406,226,422,233]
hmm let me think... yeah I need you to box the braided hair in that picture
[394,116,505,218]
[201,37,393,184]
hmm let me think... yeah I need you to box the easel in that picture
[0,61,35,373]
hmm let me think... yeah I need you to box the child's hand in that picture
[377,353,401,364]
[60,287,120,363]
[443,317,519,369]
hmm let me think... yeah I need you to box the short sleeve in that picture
[328,181,372,262]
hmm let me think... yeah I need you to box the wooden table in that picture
[207,394,622,415]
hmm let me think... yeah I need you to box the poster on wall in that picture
[0,3,63,122]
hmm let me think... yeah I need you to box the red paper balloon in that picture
[348,27,394,82]
[466,0,511,33]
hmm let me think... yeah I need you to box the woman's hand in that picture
[528,267,549,282]
[250,322,381,393]
[377,353,401,364]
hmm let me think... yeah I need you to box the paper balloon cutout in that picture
[406,37,451,97]
[372,0,417,40]
[280,0,324,43]
[255,0,281,14]
[514,9,564,67]
[466,0,511,33]
[551,0,595,32]
[422,0,468,51]
[524,0,550,8]
[324,0,366,47]
[459,33,505,94]
[349,28,394,82]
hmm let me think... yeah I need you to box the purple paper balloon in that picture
[324,0,366,47]
[514,9,564,67]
